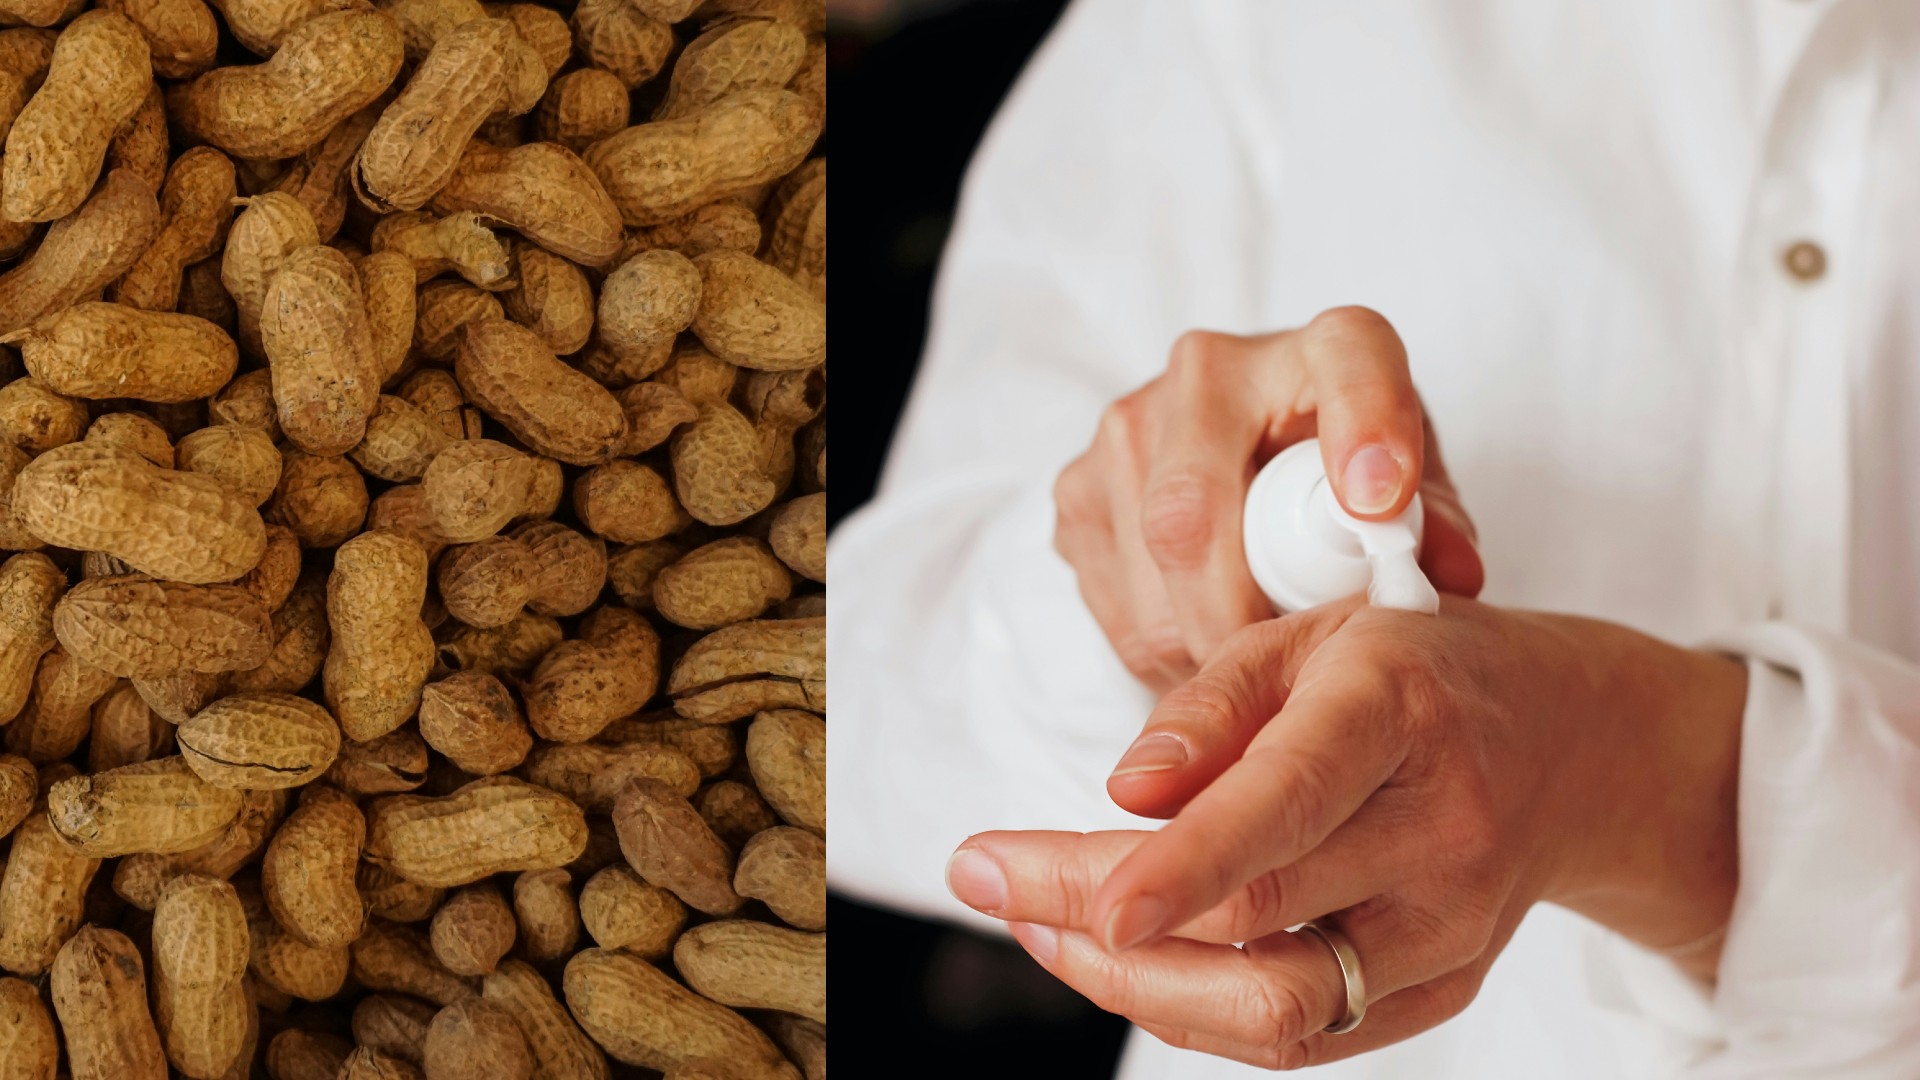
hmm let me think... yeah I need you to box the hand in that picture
[947,598,1747,1069]
[1052,306,1483,698]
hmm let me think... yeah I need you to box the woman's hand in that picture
[1052,307,1484,698]
[947,598,1747,1069]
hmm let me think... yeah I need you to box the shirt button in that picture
[1782,240,1827,282]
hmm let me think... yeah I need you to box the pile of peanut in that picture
[0,0,825,1074]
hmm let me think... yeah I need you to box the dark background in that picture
[828,0,1131,1076]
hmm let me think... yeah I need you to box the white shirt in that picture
[827,2,1920,1075]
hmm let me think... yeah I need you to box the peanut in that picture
[87,680,171,771]
[101,0,217,78]
[0,446,44,551]
[9,646,116,763]
[151,873,250,1078]
[414,278,505,360]
[353,992,436,1063]
[654,536,791,630]
[596,248,700,377]
[266,1030,352,1080]
[203,0,357,54]
[428,140,624,267]
[51,576,271,677]
[674,919,823,1023]
[503,242,594,352]
[0,976,58,1080]
[420,438,543,542]
[568,0,671,89]
[0,765,99,975]
[437,535,537,628]
[424,998,534,1080]
[763,1015,824,1080]
[429,883,516,976]
[512,866,579,963]
[353,395,452,482]
[695,778,774,848]
[767,492,824,582]
[0,377,85,452]
[562,947,793,1080]
[84,410,172,464]
[745,709,822,834]
[521,740,699,811]
[104,79,168,194]
[50,926,167,1080]
[260,783,365,949]
[668,617,823,723]
[585,89,819,226]
[358,861,442,918]
[47,755,245,855]
[262,244,380,454]
[175,423,282,506]
[578,864,684,958]
[0,754,34,837]
[0,169,160,336]
[6,301,235,400]
[733,825,822,930]
[365,775,588,887]
[360,248,417,380]
[689,250,823,370]
[266,448,370,548]
[109,787,285,910]
[177,692,341,789]
[111,146,236,311]
[575,459,690,542]
[621,200,762,260]
[167,8,404,161]
[512,519,607,616]
[417,669,531,774]
[0,552,62,724]
[457,316,628,464]
[612,777,739,915]
[524,604,659,742]
[763,157,823,298]
[0,12,151,223]
[324,530,434,741]
[434,609,562,677]
[355,18,542,213]
[534,67,628,152]
[671,402,776,525]
[654,16,806,121]
[601,711,737,777]
[339,1047,427,1080]
[229,569,329,693]
[272,101,382,243]
[372,210,513,289]
[350,920,476,1006]
[481,959,612,1080]
[220,192,318,356]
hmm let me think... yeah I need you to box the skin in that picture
[953,307,1748,1068]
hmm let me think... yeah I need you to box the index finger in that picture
[1297,307,1425,521]
[1088,638,1405,952]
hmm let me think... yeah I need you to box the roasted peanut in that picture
[689,250,823,370]
[745,708,822,835]
[47,755,245,856]
[568,0,671,89]
[84,410,172,465]
[429,882,516,976]
[0,377,85,452]
[261,782,365,949]
[424,998,534,1080]
[0,552,62,725]
[521,740,698,811]
[220,191,318,356]
[428,140,624,267]
[668,618,823,723]
[350,920,478,1006]
[563,947,793,1080]
[0,12,151,223]
[175,423,282,506]
[534,67,628,152]
[512,867,579,964]
[263,243,380,455]
[0,169,160,336]
[151,873,250,1078]
[654,16,806,121]
[585,89,819,226]
[763,157,823,297]
[654,536,791,630]
[457,316,627,465]
[575,459,690,543]
[51,576,270,678]
[365,775,588,887]
[481,958,612,1080]
[372,210,513,289]
[596,248,700,378]
[177,692,341,789]
[111,146,236,310]
[503,242,594,353]
[578,864,684,958]
[50,926,167,1080]
[734,825,822,930]
[612,777,739,915]
[695,778,775,849]
[524,604,658,743]
[674,919,823,1023]
[325,530,434,741]
[6,302,236,401]
[621,200,761,260]
[266,448,370,548]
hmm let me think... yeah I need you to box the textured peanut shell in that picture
[0,447,47,552]
[0,378,86,454]
[352,992,436,1064]
[365,775,588,887]
[325,530,434,741]
[670,402,775,527]
[372,210,513,289]
[350,921,477,1006]
[108,788,285,910]
[523,605,659,743]
[0,12,152,223]
[562,948,793,1080]
[654,536,791,630]
[674,920,824,1023]
[429,883,516,976]
[50,926,167,1080]
[339,1047,428,1080]
[746,708,824,835]
[87,681,171,773]
[265,1029,351,1080]
[104,82,168,209]
[47,755,245,856]
[417,669,532,775]
[599,712,738,778]
[764,158,824,295]
[358,862,442,919]
[84,411,173,466]
[220,192,319,356]
[424,998,534,1080]
[434,610,562,677]
[398,368,481,440]
[438,535,537,628]
[0,553,62,725]
[0,169,161,336]
[421,439,539,543]
[0,755,33,838]
[598,248,700,365]
[167,8,404,161]
[605,539,682,611]
[616,381,700,458]
[414,278,505,359]
[177,693,341,789]
[0,975,57,1080]
[575,459,690,543]
[427,140,623,268]
[669,618,824,723]
[767,492,825,582]
[481,959,611,1080]
[261,784,365,949]
[0,29,56,143]
[8,647,116,764]
[584,89,820,227]
[272,99,381,242]
[521,741,698,812]
[266,448,370,548]
[689,250,824,370]
[578,865,684,959]
[623,200,762,260]
[175,424,282,507]
[246,880,352,1002]
[734,826,824,931]
[10,303,236,402]
[456,316,628,466]
[0,775,99,975]
[654,16,807,122]
[568,0,670,89]
[503,243,594,353]
[349,398,453,476]
[152,873,250,1079]
[512,867,579,964]
[535,67,628,152]
[207,368,278,437]
[264,244,381,455]
[51,576,270,678]
[356,18,525,213]
[695,779,775,849]
[229,569,329,694]
[102,0,217,79]
[111,146,237,311]
[511,519,607,617]
[611,778,740,916]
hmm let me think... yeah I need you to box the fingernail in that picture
[1341,444,1405,515]
[946,848,1009,912]
[1111,734,1188,777]
[1011,922,1060,963]
[1105,894,1170,952]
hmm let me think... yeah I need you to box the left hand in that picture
[946,597,1747,1069]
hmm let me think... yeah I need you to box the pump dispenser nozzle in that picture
[1241,439,1440,615]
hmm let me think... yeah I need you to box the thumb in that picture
[1106,601,1358,819]
[1295,307,1425,522]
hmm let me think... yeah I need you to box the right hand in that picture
[1052,306,1484,699]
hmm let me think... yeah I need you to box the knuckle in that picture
[1169,328,1232,374]
[1306,304,1396,344]
[1139,471,1216,568]
[1241,973,1316,1050]
[1116,623,1190,683]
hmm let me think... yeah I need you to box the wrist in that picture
[1540,621,1746,981]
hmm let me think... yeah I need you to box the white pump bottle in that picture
[1241,439,1440,615]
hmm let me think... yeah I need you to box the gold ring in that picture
[1296,919,1367,1034]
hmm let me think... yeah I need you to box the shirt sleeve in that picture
[824,0,1280,927]
[1589,621,1920,1079]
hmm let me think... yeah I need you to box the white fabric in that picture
[826,1,1920,1075]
